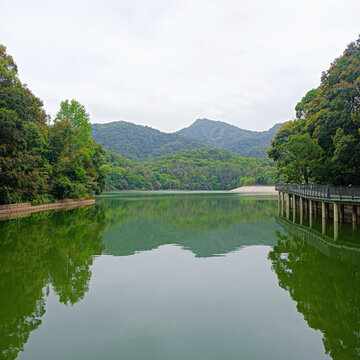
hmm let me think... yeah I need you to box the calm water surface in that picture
[1,192,360,360]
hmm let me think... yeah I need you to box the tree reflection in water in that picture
[270,219,360,360]
[0,206,105,360]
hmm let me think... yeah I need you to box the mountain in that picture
[92,121,206,161]
[91,119,283,161]
[176,118,283,157]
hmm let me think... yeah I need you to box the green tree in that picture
[56,100,92,148]
[295,88,319,119]
[48,100,105,199]
[0,45,49,204]
[275,134,322,184]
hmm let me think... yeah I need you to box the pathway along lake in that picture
[1,191,360,360]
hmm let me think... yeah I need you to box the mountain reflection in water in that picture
[97,193,279,257]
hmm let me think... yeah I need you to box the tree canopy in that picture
[268,36,360,185]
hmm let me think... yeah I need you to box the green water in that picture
[1,192,360,360]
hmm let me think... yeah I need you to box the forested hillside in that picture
[103,148,276,190]
[268,36,360,185]
[92,121,206,161]
[92,119,282,160]
[176,119,282,157]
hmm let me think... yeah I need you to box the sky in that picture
[0,0,359,132]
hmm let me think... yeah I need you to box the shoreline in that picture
[100,186,278,195]
[99,187,278,195]
[0,198,95,220]
[229,185,277,195]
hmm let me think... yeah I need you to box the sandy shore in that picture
[229,185,277,195]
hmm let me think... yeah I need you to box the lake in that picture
[1,191,359,360]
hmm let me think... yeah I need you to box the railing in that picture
[275,184,360,202]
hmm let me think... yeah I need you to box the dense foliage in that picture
[268,36,360,185]
[0,45,105,204]
[103,148,277,190]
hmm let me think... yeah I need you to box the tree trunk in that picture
[304,171,309,184]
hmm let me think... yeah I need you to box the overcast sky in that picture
[1,0,359,132]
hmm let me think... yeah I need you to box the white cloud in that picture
[1,0,359,131]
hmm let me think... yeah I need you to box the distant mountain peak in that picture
[192,118,240,126]
[193,118,223,124]
[176,119,283,157]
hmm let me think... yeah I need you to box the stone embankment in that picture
[0,199,95,220]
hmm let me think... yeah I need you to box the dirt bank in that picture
[229,185,277,195]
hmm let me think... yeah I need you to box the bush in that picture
[51,176,74,199]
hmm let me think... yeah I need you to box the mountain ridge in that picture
[92,118,282,161]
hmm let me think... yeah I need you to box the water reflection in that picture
[0,206,105,360]
[98,193,278,257]
[272,217,360,360]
